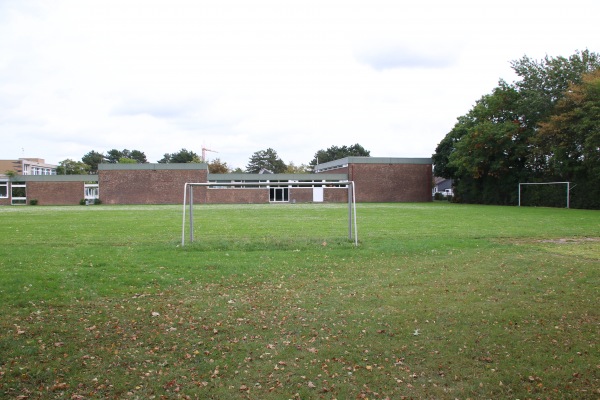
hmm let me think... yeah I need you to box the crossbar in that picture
[181,181,358,247]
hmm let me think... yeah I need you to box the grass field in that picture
[0,202,598,399]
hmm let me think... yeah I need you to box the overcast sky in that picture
[1,0,598,170]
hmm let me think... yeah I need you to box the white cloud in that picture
[0,0,598,170]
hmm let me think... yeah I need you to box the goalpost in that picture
[181,181,358,247]
[518,182,571,208]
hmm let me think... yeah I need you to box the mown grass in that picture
[0,203,598,399]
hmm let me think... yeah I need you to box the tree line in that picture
[57,144,370,175]
[432,49,600,209]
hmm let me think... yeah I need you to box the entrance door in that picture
[270,187,289,202]
[313,187,324,202]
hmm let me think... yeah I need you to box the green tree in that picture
[129,150,147,163]
[246,148,286,173]
[512,50,600,176]
[105,149,147,164]
[535,69,600,208]
[432,50,600,206]
[309,144,370,170]
[208,158,230,173]
[445,83,528,204]
[57,159,90,175]
[105,149,124,164]
[118,157,137,164]
[285,162,310,174]
[82,150,105,173]
[511,49,600,129]
[158,148,201,163]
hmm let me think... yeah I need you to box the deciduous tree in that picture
[432,49,600,207]
[535,69,600,208]
[57,159,90,175]
[208,158,230,173]
[285,162,310,174]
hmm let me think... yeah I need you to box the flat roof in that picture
[13,175,99,182]
[99,163,208,171]
[209,173,348,181]
[315,156,432,171]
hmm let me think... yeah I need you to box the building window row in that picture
[28,167,56,175]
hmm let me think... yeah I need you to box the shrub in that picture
[94,199,102,205]
[80,199,87,205]
[29,199,38,205]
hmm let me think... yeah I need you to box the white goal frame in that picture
[518,181,571,208]
[181,181,358,247]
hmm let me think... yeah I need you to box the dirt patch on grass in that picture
[539,237,600,244]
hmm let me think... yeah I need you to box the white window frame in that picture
[269,187,289,202]
[11,182,27,205]
[84,184,99,200]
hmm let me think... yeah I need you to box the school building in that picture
[1,157,432,206]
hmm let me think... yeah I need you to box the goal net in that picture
[518,182,571,208]
[181,181,358,247]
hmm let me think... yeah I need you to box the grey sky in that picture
[1,0,598,170]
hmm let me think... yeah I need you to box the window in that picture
[0,181,7,198]
[11,182,26,205]
[84,184,99,199]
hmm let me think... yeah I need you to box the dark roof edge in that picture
[209,173,348,181]
[13,175,99,182]
[315,157,432,171]
[99,163,208,171]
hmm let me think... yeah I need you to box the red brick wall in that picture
[26,181,84,205]
[352,163,432,202]
[206,188,269,204]
[324,163,432,202]
[324,187,349,202]
[290,188,312,203]
[291,187,349,202]
[205,187,349,204]
[99,169,208,204]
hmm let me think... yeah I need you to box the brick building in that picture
[99,163,208,205]
[0,157,432,205]
[0,158,57,176]
[315,157,432,202]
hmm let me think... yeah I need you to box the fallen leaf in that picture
[51,382,68,391]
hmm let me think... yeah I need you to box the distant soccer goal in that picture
[518,182,571,208]
[181,181,358,247]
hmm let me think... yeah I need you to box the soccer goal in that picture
[181,181,358,247]
[518,182,571,208]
